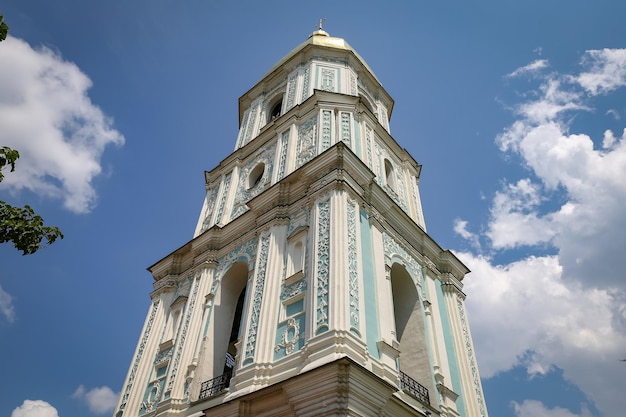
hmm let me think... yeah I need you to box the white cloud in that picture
[0,284,16,323]
[458,48,626,417]
[462,253,626,416]
[513,400,592,417]
[507,59,549,78]
[11,400,58,417]
[0,36,124,213]
[576,48,626,95]
[72,385,119,415]
[453,218,480,250]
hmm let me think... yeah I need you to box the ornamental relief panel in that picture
[382,232,425,299]
[315,196,331,335]
[243,234,270,365]
[296,115,318,168]
[231,143,276,219]
[200,186,219,232]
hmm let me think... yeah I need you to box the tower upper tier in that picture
[235,30,394,150]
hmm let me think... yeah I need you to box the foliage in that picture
[0,13,8,42]
[0,147,63,255]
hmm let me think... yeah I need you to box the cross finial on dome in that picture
[309,18,329,38]
[318,18,326,31]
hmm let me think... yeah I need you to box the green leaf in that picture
[0,13,8,42]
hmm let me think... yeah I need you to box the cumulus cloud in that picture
[576,48,626,95]
[513,400,593,417]
[0,36,124,213]
[72,385,119,415]
[453,218,480,250]
[458,47,626,417]
[0,284,16,323]
[11,400,58,417]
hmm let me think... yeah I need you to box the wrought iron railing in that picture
[199,370,232,400]
[399,371,430,405]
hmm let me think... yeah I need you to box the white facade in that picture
[114,30,488,417]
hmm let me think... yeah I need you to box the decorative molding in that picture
[154,345,173,367]
[350,73,357,96]
[243,234,270,365]
[347,199,360,333]
[457,298,487,416]
[320,67,336,92]
[236,110,250,149]
[274,317,302,355]
[341,112,351,147]
[315,198,331,334]
[410,175,420,223]
[212,238,259,295]
[286,73,297,110]
[165,276,200,392]
[296,115,318,168]
[281,278,307,302]
[321,110,332,151]
[365,126,373,171]
[215,172,232,226]
[382,233,423,292]
[201,186,219,232]
[277,131,289,180]
[243,102,259,145]
[117,300,160,415]
[301,67,311,101]
[231,143,276,219]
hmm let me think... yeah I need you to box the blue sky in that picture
[1,1,625,416]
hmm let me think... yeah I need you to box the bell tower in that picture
[114,28,489,417]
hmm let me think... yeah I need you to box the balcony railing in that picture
[199,370,232,400]
[399,371,430,405]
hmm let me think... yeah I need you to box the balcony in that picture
[399,371,430,405]
[199,370,232,400]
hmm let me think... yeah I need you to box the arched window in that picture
[291,241,304,274]
[384,159,396,191]
[267,95,284,123]
[248,162,265,189]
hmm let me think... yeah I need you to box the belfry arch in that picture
[210,261,248,378]
[389,262,435,397]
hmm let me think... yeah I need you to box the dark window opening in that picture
[224,287,246,375]
[270,100,282,121]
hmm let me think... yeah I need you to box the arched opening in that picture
[384,159,396,191]
[267,94,283,123]
[390,263,433,399]
[212,262,248,378]
[290,241,304,275]
[247,162,265,189]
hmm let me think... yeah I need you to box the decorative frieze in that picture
[201,186,219,232]
[321,110,332,151]
[165,276,200,392]
[277,131,289,180]
[117,300,160,416]
[243,234,270,365]
[315,198,331,334]
[347,199,360,333]
[457,299,487,416]
[341,112,351,147]
[382,233,423,292]
[286,73,298,111]
[214,172,232,226]
[301,67,311,101]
